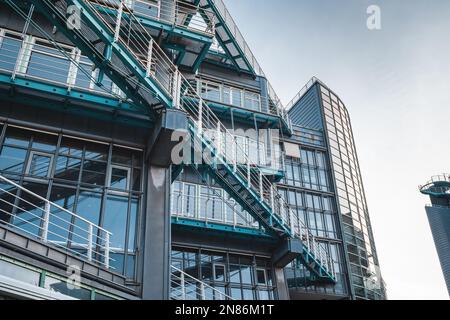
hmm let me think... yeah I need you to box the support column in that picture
[142,166,172,300]
[274,268,290,300]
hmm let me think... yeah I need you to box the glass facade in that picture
[320,85,385,300]
[0,124,143,279]
[278,136,349,297]
[171,247,276,300]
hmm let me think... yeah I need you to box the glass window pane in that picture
[242,289,254,300]
[31,133,57,152]
[103,195,128,250]
[0,36,21,72]
[240,264,252,285]
[81,160,106,186]
[214,264,226,282]
[59,137,83,157]
[4,127,31,147]
[256,269,266,285]
[54,156,81,182]
[110,167,129,190]
[84,142,108,161]
[28,153,52,178]
[132,168,141,191]
[0,146,27,174]
[112,147,132,166]
[27,50,70,84]
[126,255,135,279]
[45,276,91,299]
[229,264,240,283]
[73,191,102,245]
[0,181,19,224]
[230,287,242,299]
[13,182,48,237]
[0,259,40,286]
[48,186,76,244]
[127,198,138,252]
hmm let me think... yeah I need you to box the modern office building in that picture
[0,0,385,300]
[420,175,450,296]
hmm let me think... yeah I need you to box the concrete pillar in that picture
[274,268,290,300]
[141,166,172,300]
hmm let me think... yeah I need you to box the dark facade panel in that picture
[425,206,450,295]
[289,85,323,130]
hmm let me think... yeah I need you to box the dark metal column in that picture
[142,166,172,300]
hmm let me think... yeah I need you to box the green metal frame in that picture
[171,216,275,239]
[0,73,152,127]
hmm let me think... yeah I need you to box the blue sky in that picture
[224,0,450,299]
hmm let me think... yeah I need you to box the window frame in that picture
[25,150,54,179]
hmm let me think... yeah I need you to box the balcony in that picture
[0,174,114,270]
[184,78,292,134]
[0,28,152,125]
[129,0,215,37]
[171,181,273,237]
[90,0,215,71]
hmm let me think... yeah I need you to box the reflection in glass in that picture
[28,153,52,178]
[0,146,27,173]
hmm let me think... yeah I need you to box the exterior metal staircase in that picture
[7,0,336,283]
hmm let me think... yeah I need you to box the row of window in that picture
[0,125,142,278]
[199,79,263,113]
[0,256,119,300]
[283,148,330,191]
[320,85,384,299]
[279,188,338,239]
[171,248,275,300]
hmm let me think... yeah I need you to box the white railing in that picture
[7,0,335,279]
[130,0,215,36]
[419,174,450,194]
[202,0,289,124]
[285,77,322,111]
[171,185,260,230]
[170,265,233,300]
[0,31,124,100]
[0,175,113,269]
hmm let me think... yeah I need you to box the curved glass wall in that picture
[320,85,385,300]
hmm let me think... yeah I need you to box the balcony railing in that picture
[0,30,125,100]
[171,182,262,230]
[171,265,233,300]
[105,0,216,36]
[0,174,113,269]
[191,78,291,129]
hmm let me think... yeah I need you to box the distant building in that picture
[420,175,450,296]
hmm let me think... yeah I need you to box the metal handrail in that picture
[170,189,260,230]
[170,265,233,300]
[131,0,215,36]
[0,174,113,269]
[285,76,329,111]
[200,0,289,125]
